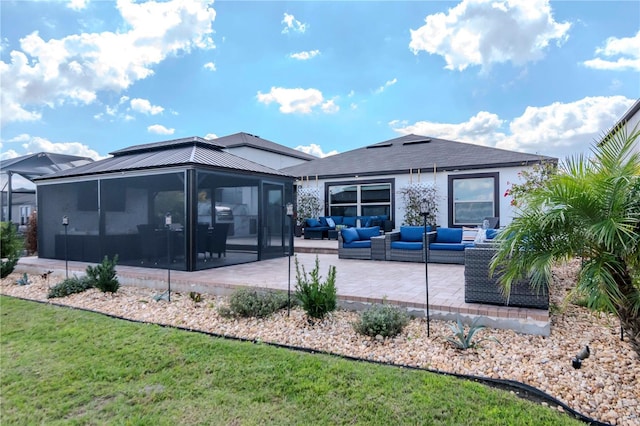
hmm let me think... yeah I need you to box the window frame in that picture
[447,172,499,227]
[325,178,395,219]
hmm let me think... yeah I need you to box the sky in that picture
[1,0,639,178]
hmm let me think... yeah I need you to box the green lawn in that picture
[0,296,581,425]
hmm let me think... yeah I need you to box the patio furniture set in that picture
[335,224,548,310]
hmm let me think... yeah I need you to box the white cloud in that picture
[583,30,640,71]
[204,133,218,139]
[204,61,216,71]
[130,98,164,115]
[321,99,339,114]
[1,0,216,126]
[147,124,174,135]
[409,0,571,71]
[294,143,338,158]
[390,96,635,159]
[282,13,306,34]
[67,0,89,11]
[290,50,320,60]
[391,111,507,148]
[257,87,328,114]
[2,134,104,160]
[374,78,397,94]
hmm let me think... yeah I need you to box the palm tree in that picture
[492,125,640,355]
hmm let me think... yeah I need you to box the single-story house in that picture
[281,134,558,229]
[34,136,295,271]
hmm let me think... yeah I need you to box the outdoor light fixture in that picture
[419,198,431,337]
[165,212,172,302]
[62,216,69,278]
[572,345,590,369]
[285,202,294,317]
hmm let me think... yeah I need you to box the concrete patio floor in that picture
[14,236,549,335]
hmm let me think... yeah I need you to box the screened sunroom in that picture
[35,137,294,272]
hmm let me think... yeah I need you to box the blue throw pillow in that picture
[325,217,336,228]
[356,226,380,240]
[341,227,359,244]
[306,218,320,228]
[343,216,357,227]
[486,229,498,240]
[400,226,424,242]
[318,217,328,227]
[436,228,463,243]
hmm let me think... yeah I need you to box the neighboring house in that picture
[211,132,317,170]
[601,98,640,154]
[0,189,35,226]
[0,152,94,225]
[34,136,294,272]
[282,134,557,228]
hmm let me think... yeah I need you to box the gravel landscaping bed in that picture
[1,262,638,426]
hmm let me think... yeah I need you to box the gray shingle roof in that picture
[281,134,557,178]
[211,132,317,161]
[35,136,292,181]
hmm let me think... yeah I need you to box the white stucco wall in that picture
[298,164,540,230]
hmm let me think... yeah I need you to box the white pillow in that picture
[462,226,478,242]
[325,217,336,228]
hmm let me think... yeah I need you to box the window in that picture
[448,173,499,227]
[327,180,393,219]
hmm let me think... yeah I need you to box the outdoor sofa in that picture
[304,215,393,239]
[338,226,386,260]
[464,243,549,309]
[384,226,429,262]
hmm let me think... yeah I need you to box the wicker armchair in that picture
[338,227,386,260]
[464,246,549,309]
[384,228,433,263]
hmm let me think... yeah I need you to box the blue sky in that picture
[1,0,639,171]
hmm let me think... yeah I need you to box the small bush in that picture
[1,222,22,278]
[353,303,409,338]
[16,273,31,286]
[219,288,289,318]
[48,276,93,299]
[86,255,119,293]
[294,256,337,320]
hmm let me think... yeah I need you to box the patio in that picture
[14,236,549,335]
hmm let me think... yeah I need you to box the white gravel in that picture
[1,262,638,426]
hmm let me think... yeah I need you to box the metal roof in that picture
[35,137,293,181]
[0,152,94,180]
[211,132,317,161]
[282,134,557,179]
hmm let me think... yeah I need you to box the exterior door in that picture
[261,183,286,259]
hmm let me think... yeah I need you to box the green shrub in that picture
[16,273,31,286]
[48,276,93,299]
[219,288,288,318]
[294,256,337,320]
[353,303,409,338]
[86,255,119,293]
[1,222,22,278]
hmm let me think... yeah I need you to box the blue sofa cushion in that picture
[430,242,467,251]
[306,218,321,228]
[400,226,424,242]
[318,217,328,227]
[435,228,462,243]
[343,216,357,227]
[325,217,336,228]
[356,226,380,240]
[391,241,423,250]
[341,227,359,244]
[486,229,498,240]
[329,216,343,225]
[343,240,371,249]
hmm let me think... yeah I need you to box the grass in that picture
[0,296,581,425]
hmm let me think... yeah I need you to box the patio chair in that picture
[209,223,230,258]
[384,226,432,263]
[338,226,385,260]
